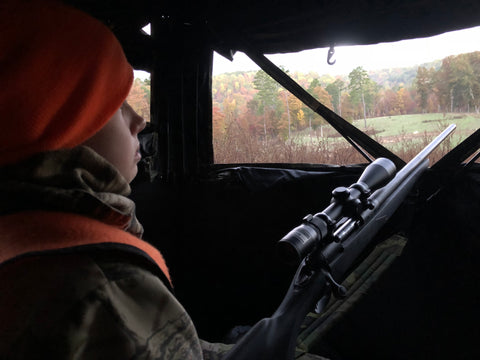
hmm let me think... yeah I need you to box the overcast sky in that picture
[212,25,480,76]
[134,25,480,79]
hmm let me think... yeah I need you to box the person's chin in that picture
[128,166,138,183]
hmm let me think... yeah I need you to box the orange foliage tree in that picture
[127,78,150,122]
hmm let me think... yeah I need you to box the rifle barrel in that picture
[372,124,456,207]
[400,124,456,173]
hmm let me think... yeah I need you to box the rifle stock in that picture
[223,124,456,360]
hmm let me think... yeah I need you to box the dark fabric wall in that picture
[318,165,480,359]
[133,164,479,358]
[132,166,364,340]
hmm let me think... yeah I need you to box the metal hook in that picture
[327,45,336,65]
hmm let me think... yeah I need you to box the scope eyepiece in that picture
[277,223,318,265]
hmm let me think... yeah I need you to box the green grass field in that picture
[215,112,478,164]
[352,113,479,145]
[290,112,479,163]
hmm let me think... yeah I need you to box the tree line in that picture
[127,78,151,122]
[124,52,480,141]
[212,51,480,140]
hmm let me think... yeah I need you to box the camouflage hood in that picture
[0,146,143,237]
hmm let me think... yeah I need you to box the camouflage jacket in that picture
[0,147,327,360]
[0,246,208,359]
[0,147,216,359]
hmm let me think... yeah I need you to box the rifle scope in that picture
[277,157,396,265]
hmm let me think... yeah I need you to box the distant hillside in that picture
[213,59,444,92]
[212,52,480,123]
[368,59,442,88]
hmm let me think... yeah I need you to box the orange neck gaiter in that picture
[0,211,172,286]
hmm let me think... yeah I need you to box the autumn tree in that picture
[326,78,346,115]
[244,98,265,137]
[376,88,397,115]
[253,70,283,137]
[312,86,333,128]
[301,79,333,131]
[212,106,226,140]
[395,88,406,114]
[302,79,321,130]
[466,52,480,112]
[278,89,292,138]
[450,54,476,112]
[222,97,237,123]
[402,87,418,114]
[348,67,374,127]
[253,70,282,113]
[415,66,435,112]
[413,52,480,113]
[285,92,306,131]
[127,78,150,121]
[433,56,457,112]
[340,93,357,122]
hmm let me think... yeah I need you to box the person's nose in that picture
[130,109,146,135]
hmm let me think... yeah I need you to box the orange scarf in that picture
[0,211,171,286]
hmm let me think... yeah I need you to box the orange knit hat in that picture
[0,0,134,166]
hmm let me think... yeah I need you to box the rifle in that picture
[224,124,456,360]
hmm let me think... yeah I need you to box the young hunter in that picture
[0,1,329,360]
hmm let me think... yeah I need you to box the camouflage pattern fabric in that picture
[0,146,331,359]
[0,252,204,359]
[297,235,407,356]
[200,341,234,360]
[0,146,143,237]
[0,147,204,358]
[199,341,330,360]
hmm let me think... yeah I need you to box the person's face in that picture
[82,101,146,183]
